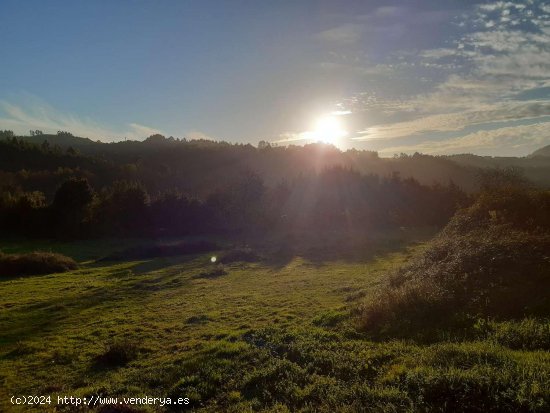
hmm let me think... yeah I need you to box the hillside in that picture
[4,135,476,197]
[12,134,550,192]
[1,210,548,412]
[530,144,550,158]
[360,185,550,340]
[446,153,550,188]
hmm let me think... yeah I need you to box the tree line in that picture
[0,167,468,240]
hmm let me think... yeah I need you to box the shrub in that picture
[94,339,139,368]
[0,251,77,277]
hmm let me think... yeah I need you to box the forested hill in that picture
[445,153,550,188]
[2,130,550,240]
[2,131,550,198]
[3,132,476,195]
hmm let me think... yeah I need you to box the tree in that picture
[0,189,47,236]
[95,181,150,236]
[0,130,15,139]
[57,131,73,137]
[231,170,266,234]
[53,178,94,212]
[145,134,167,144]
[258,140,271,149]
[52,178,94,238]
[477,167,528,192]
[66,146,78,156]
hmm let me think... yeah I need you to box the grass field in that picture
[1,234,549,412]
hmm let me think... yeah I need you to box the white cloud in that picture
[316,23,364,45]
[335,0,550,156]
[354,101,550,140]
[0,98,164,141]
[317,5,451,47]
[378,121,550,156]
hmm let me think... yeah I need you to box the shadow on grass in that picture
[0,262,193,348]
[99,240,220,261]
[261,227,436,269]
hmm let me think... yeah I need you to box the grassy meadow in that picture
[1,230,549,412]
[2,0,550,410]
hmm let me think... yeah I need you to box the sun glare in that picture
[313,115,347,145]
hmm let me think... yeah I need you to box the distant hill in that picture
[445,152,550,188]
[530,144,550,158]
[5,134,550,194]
[20,133,99,149]
[7,133,479,192]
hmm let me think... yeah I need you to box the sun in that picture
[313,115,347,145]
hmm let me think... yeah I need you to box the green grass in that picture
[0,236,548,412]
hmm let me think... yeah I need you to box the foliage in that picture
[359,185,550,338]
[0,153,469,240]
[94,181,150,236]
[474,318,550,351]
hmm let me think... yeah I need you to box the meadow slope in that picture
[1,235,549,412]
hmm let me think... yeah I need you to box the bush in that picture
[359,187,550,337]
[94,340,139,368]
[0,251,78,277]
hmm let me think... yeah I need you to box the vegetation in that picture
[1,233,549,412]
[359,183,550,341]
[1,139,470,240]
[1,133,550,411]
[0,251,77,277]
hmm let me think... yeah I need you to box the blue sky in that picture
[0,0,549,156]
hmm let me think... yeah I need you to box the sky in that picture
[0,0,549,156]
